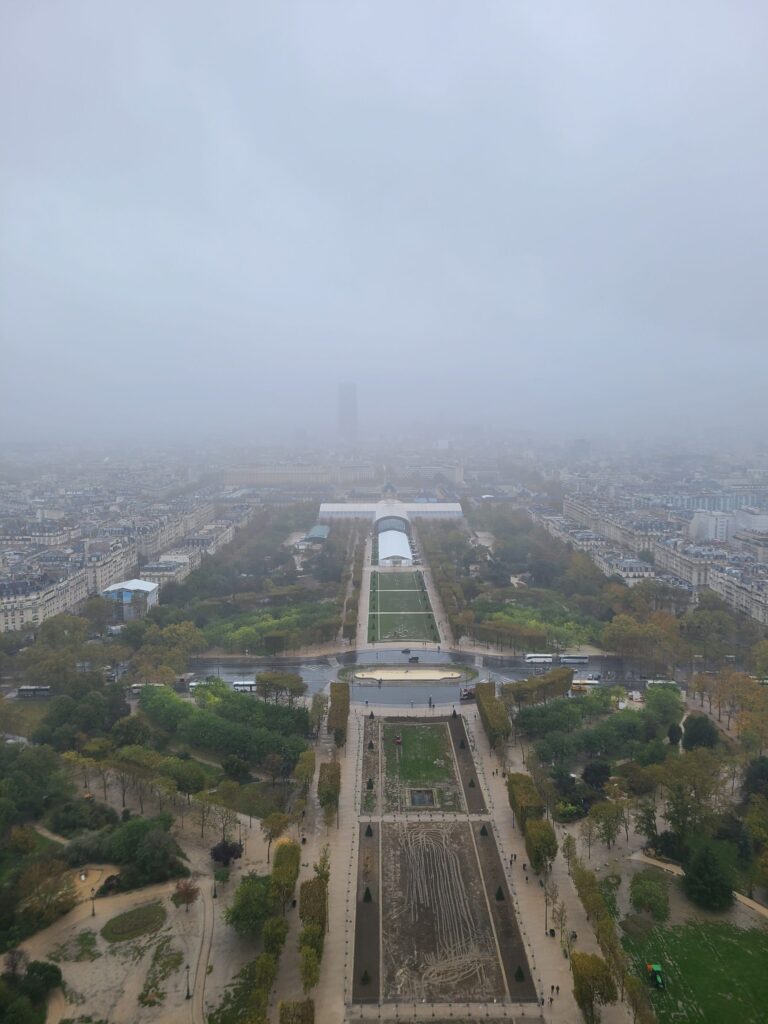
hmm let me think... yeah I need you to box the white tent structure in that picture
[378,530,413,566]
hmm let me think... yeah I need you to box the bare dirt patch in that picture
[381,821,505,1003]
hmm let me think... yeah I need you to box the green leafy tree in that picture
[524,818,558,873]
[571,951,618,1024]
[300,945,320,993]
[683,841,734,910]
[224,872,274,937]
[589,802,624,850]
[263,915,289,956]
[629,871,669,921]
[261,812,290,863]
[682,714,719,751]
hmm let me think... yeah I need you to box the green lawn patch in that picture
[373,571,424,590]
[4,699,49,736]
[368,611,438,642]
[623,921,768,1024]
[368,571,437,640]
[101,903,166,943]
[383,723,455,786]
[377,589,432,613]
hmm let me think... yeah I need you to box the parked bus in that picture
[232,680,258,694]
[17,684,52,699]
[524,653,553,665]
[559,654,589,666]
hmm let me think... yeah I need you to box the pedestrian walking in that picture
[556,986,559,995]
[551,985,554,994]
[525,875,528,883]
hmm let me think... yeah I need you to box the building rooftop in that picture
[103,578,159,593]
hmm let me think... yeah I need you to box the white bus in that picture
[560,654,589,666]
[17,684,52,699]
[524,653,553,665]
[232,680,257,694]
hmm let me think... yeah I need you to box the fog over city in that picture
[2,1,768,445]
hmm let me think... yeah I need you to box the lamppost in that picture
[90,887,95,917]
[185,964,191,999]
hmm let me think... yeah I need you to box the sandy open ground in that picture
[355,668,461,682]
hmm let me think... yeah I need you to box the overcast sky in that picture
[2,2,767,446]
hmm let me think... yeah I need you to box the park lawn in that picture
[217,779,296,820]
[368,611,438,642]
[383,723,456,786]
[101,903,167,943]
[623,921,768,1024]
[0,829,62,885]
[376,588,432,613]
[373,571,424,591]
[5,699,49,736]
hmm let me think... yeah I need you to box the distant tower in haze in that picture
[338,381,358,444]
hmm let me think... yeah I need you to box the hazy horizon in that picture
[3,2,767,444]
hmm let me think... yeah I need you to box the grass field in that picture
[383,722,456,786]
[1,699,49,736]
[368,571,438,642]
[375,572,424,590]
[623,921,768,1024]
[101,903,166,943]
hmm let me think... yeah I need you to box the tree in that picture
[660,747,721,839]
[743,756,768,798]
[17,859,76,928]
[263,915,289,956]
[263,753,285,785]
[211,839,243,867]
[582,761,611,791]
[4,949,29,978]
[667,722,683,746]
[174,878,200,913]
[293,750,316,793]
[222,755,251,782]
[629,871,669,921]
[682,714,719,751]
[524,819,558,873]
[261,812,290,863]
[20,960,63,1002]
[562,834,577,875]
[571,951,618,1024]
[683,841,734,910]
[644,685,683,731]
[589,802,624,850]
[300,946,320,993]
[224,872,274,938]
[580,816,597,859]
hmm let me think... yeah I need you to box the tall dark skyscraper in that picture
[338,381,358,443]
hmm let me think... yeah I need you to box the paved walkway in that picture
[314,702,634,1023]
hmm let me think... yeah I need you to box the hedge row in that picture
[502,667,573,708]
[317,761,341,826]
[506,772,545,827]
[299,876,327,932]
[327,682,350,747]
[475,681,511,748]
[271,840,301,910]
[279,1000,314,1024]
[572,856,656,1024]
